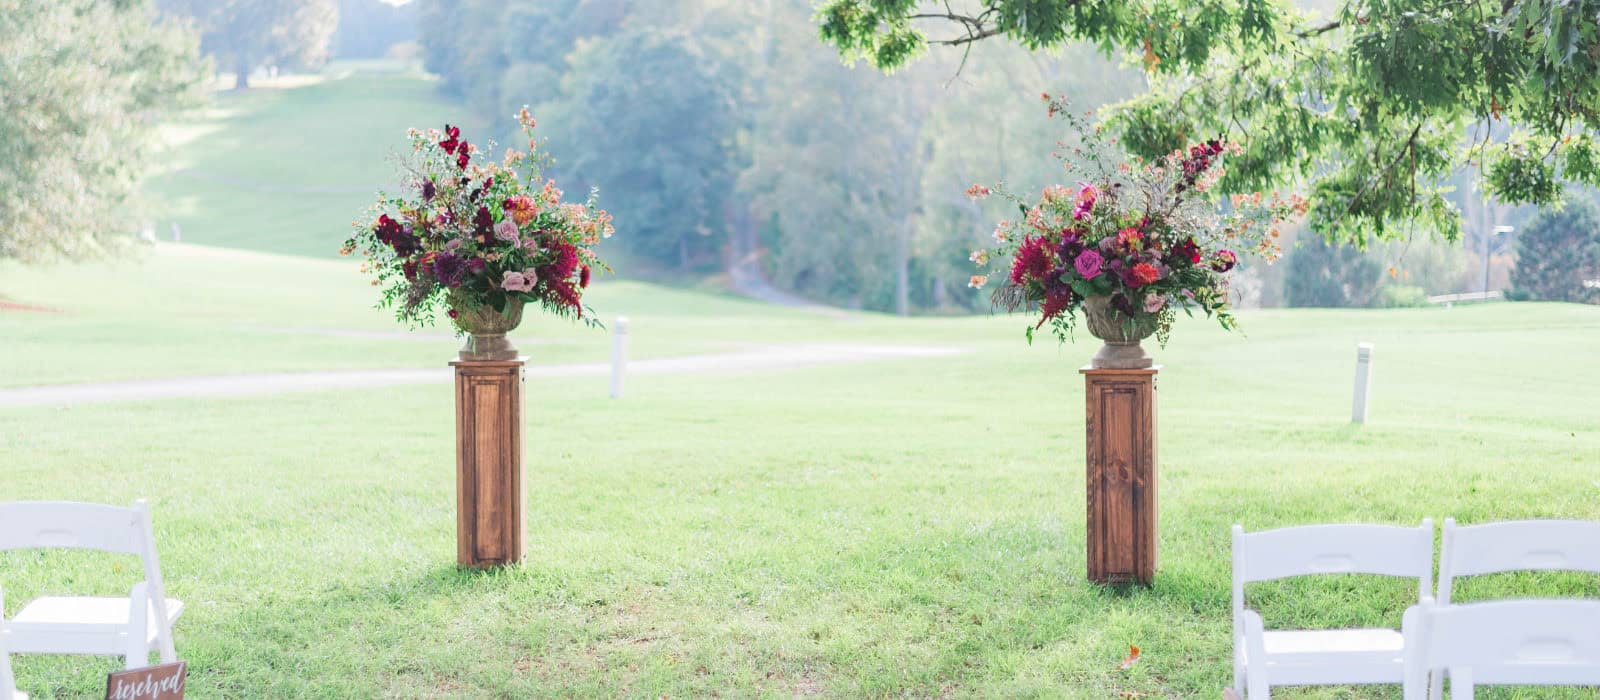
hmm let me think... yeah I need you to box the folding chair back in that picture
[0,500,178,670]
[1403,598,1600,700]
[1232,521,1433,698]
[1438,518,1600,604]
[0,502,147,555]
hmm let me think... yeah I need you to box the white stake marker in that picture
[1352,342,1374,424]
[610,316,629,399]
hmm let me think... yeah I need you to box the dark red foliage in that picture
[1038,287,1076,327]
[579,265,591,288]
[472,206,494,245]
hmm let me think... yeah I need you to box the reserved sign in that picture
[105,661,186,700]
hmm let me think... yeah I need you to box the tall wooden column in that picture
[1082,366,1159,585]
[451,358,526,568]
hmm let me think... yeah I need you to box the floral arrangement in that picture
[968,95,1306,345]
[344,109,613,330]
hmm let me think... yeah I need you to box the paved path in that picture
[0,344,965,408]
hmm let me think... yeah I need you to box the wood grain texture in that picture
[1081,366,1158,586]
[451,359,526,568]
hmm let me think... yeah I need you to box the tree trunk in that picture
[234,56,251,90]
[894,222,910,316]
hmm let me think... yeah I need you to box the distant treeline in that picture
[414,0,1140,314]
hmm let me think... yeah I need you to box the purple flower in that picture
[1074,250,1104,279]
[420,179,436,202]
[432,252,468,288]
[468,257,486,275]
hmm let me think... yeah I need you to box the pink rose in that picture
[1074,250,1104,279]
[493,220,520,245]
[1143,294,1168,313]
[501,270,534,293]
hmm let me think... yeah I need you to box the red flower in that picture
[1126,262,1161,288]
[439,124,461,154]
[456,143,471,169]
[579,265,591,288]
[1009,236,1053,285]
[1168,237,1202,265]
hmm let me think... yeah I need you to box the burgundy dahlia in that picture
[432,252,468,288]
[1009,236,1053,285]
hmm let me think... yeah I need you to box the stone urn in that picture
[448,291,524,361]
[1082,294,1157,369]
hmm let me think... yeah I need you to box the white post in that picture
[1352,342,1374,424]
[610,316,628,399]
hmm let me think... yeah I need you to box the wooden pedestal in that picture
[451,358,526,568]
[1081,366,1159,585]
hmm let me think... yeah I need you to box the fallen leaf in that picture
[1116,644,1142,671]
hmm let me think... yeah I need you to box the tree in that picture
[541,29,742,269]
[817,1,1600,248]
[0,0,206,263]
[742,20,933,312]
[162,0,338,88]
[332,0,416,59]
[1284,237,1381,307]
[1510,197,1600,303]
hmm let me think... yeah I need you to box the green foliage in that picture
[161,0,339,87]
[1372,284,1428,308]
[1510,197,1600,303]
[0,0,206,263]
[545,30,741,269]
[820,0,1600,248]
[1284,237,1381,307]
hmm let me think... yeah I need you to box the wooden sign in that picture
[105,661,186,700]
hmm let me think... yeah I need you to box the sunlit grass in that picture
[4,266,1598,696]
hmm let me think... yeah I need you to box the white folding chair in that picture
[1430,518,1600,699]
[1232,520,1433,698]
[1,626,24,700]
[0,500,181,671]
[1403,597,1600,699]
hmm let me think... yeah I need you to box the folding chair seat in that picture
[0,500,180,673]
[1403,597,1600,699]
[1429,518,1600,699]
[1232,520,1433,698]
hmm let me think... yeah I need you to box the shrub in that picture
[1373,284,1429,308]
[1511,198,1600,303]
[1285,237,1382,307]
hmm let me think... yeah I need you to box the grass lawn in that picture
[4,251,1597,696]
[0,243,836,387]
[144,63,487,260]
